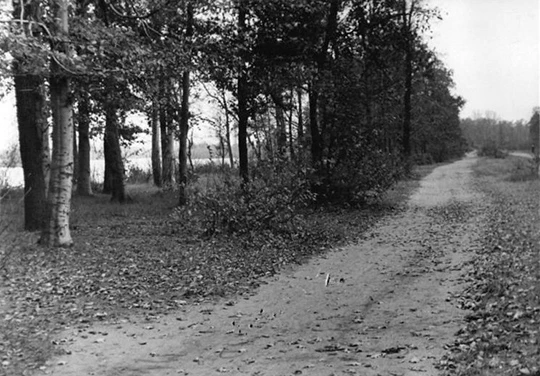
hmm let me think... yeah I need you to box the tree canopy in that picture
[1,0,468,242]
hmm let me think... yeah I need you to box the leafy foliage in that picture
[478,143,508,159]
[172,162,315,235]
[314,148,406,206]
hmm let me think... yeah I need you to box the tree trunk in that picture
[104,101,127,203]
[219,133,226,167]
[403,45,412,157]
[159,90,175,187]
[297,88,303,148]
[222,91,234,167]
[77,89,92,196]
[12,1,49,232]
[237,1,249,184]
[178,70,191,205]
[178,2,193,206]
[40,0,74,247]
[402,0,413,158]
[103,154,112,193]
[14,72,49,231]
[42,113,51,192]
[288,88,295,158]
[530,111,540,177]
[188,131,194,172]
[271,92,287,158]
[72,118,79,186]
[151,101,162,187]
[308,87,322,165]
[309,0,339,168]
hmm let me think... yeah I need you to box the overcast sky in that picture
[427,0,539,121]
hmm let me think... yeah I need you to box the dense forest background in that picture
[461,113,534,153]
[2,0,532,246]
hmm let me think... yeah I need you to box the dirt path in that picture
[46,154,485,376]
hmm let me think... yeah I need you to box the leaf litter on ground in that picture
[439,157,540,376]
[0,170,428,375]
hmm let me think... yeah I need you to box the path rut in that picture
[46,154,485,376]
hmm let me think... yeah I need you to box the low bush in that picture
[474,156,538,182]
[478,144,508,159]
[413,153,435,166]
[506,159,539,182]
[192,161,235,175]
[172,161,315,236]
[125,164,152,184]
[313,149,406,206]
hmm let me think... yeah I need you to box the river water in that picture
[0,158,217,188]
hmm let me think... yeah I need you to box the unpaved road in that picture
[46,154,485,376]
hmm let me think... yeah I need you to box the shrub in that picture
[193,161,235,175]
[506,158,539,182]
[125,164,152,184]
[171,161,315,236]
[478,144,507,159]
[313,149,406,206]
[412,153,435,166]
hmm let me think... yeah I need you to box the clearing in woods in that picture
[48,154,485,376]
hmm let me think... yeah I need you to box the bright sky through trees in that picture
[428,0,539,121]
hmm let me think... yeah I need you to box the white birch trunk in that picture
[45,78,74,246]
[40,0,73,247]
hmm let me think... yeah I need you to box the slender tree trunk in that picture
[72,119,79,186]
[272,92,287,158]
[237,1,249,184]
[530,112,539,177]
[77,89,92,196]
[75,1,91,196]
[219,133,226,167]
[308,87,322,165]
[238,75,249,184]
[188,131,194,172]
[159,87,175,187]
[42,114,50,192]
[297,88,303,148]
[104,101,127,203]
[41,0,74,247]
[403,45,412,157]
[14,72,48,231]
[178,71,191,205]
[103,153,112,193]
[222,91,234,167]
[151,101,162,187]
[288,88,295,158]
[178,2,193,206]
[309,0,339,168]
[402,0,413,158]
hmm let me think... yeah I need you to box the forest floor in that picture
[1,153,539,376]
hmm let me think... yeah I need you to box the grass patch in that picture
[0,162,438,375]
[473,155,538,182]
[443,157,540,375]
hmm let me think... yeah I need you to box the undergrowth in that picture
[474,155,538,182]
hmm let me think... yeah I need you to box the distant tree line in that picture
[1,0,466,246]
[461,114,534,152]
